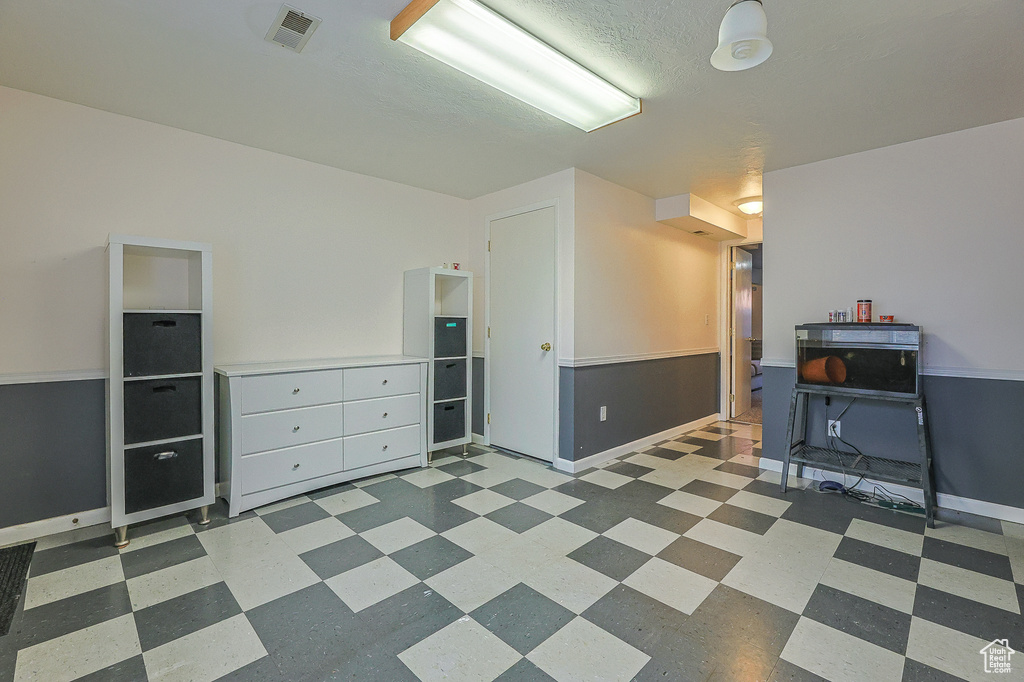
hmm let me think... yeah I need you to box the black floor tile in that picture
[191,498,257,533]
[714,461,762,478]
[7,583,132,650]
[215,655,284,682]
[922,537,1014,581]
[703,426,737,435]
[550,479,610,503]
[437,460,487,477]
[119,534,207,580]
[833,536,920,582]
[680,480,739,503]
[493,658,556,681]
[389,536,473,580]
[768,658,827,682]
[128,514,192,542]
[134,581,241,652]
[611,480,684,507]
[643,447,686,461]
[901,658,965,681]
[73,654,149,682]
[260,501,332,534]
[415,478,485,504]
[657,536,741,582]
[300,535,383,580]
[603,461,655,479]
[489,479,548,501]
[357,584,461,646]
[630,503,702,536]
[685,436,756,461]
[581,584,690,660]
[485,503,552,533]
[913,585,1024,646]
[28,535,118,578]
[470,584,574,655]
[680,584,800,660]
[335,500,408,533]
[306,482,356,500]
[568,536,651,582]
[557,497,633,534]
[706,504,777,535]
[802,584,911,654]
[317,639,420,682]
[359,476,426,502]
[402,498,481,534]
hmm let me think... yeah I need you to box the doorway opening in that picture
[729,243,763,424]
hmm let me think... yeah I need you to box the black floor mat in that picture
[0,542,35,636]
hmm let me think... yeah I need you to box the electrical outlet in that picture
[600,406,607,422]
[827,419,841,438]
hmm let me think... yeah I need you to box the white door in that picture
[731,247,753,418]
[488,206,557,461]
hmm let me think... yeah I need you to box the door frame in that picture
[718,240,763,419]
[484,199,561,462]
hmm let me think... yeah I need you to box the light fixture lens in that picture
[393,0,640,132]
[711,0,773,72]
[736,198,763,215]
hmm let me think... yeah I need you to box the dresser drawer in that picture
[344,394,422,436]
[344,424,420,471]
[240,404,343,455]
[343,364,420,401]
[240,439,342,495]
[240,370,343,415]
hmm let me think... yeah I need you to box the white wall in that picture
[468,169,576,361]
[763,117,1024,376]
[0,86,472,375]
[573,170,720,362]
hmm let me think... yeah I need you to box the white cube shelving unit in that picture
[403,267,473,452]
[107,234,215,548]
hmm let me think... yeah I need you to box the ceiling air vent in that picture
[265,5,321,53]
[691,230,710,236]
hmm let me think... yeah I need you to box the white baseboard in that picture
[553,413,722,474]
[0,507,110,548]
[758,459,1024,524]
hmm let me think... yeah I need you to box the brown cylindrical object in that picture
[799,356,847,384]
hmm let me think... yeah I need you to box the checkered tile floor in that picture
[3,421,1024,681]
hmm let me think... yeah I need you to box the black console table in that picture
[780,385,936,527]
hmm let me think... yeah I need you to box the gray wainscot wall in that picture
[762,365,1024,509]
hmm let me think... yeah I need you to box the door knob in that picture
[746,337,756,342]
[541,343,552,351]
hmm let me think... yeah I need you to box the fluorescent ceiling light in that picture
[391,0,641,132]
[735,197,764,215]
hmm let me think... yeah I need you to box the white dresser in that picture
[215,356,428,517]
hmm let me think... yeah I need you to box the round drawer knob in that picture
[293,463,300,470]
[382,412,388,418]
[382,444,388,451]
[382,379,388,385]
[293,426,301,432]
[293,388,301,394]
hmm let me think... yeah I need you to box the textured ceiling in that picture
[1,0,1022,209]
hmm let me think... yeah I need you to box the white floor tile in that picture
[918,558,1020,614]
[478,536,559,577]
[520,517,597,556]
[398,616,520,682]
[906,617,992,682]
[624,453,673,470]
[846,519,924,556]
[509,462,571,488]
[276,517,354,555]
[1002,520,1024,584]
[521,489,585,516]
[623,557,717,615]
[401,467,456,488]
[31,524,111,552]
[254,495,310,516]
[684,518,764,558]
[819,558,917,614]
[359,517,435,554]
[324,557,420,612]
[13,613,140,682]
[726,489,791,517]
[722,519,842,613]
[697,469,752,490]
[352,473,397,487]
[522,557,618,614]
[424,556,519,612]
[459,467,519,488]
[728,453,763,468]
[687,431,726,442]
[451,489,516,516]
[126,555,223,611]
[197,517,319,611]
[926,522,1008,556]
[312,487,379,516]
[756,469,813,490]
[119,524,195,554]
[581,466,634,489]
[657,490,723,517]
[24,555,124,609]
[604,518,679,555]
[639,468,701,490]
[659,440,703,454]
[781,617,905,682]
[440,517,518,555]
[528,617,650,682]
[143,614,267,682]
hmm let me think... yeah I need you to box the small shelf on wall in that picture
[107,234,215,548]
[404,267,473,452]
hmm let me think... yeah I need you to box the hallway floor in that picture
[3,421,1022,681]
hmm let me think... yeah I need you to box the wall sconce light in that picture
[711,0,773,72]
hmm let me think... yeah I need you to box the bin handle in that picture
[152,320,177,327]
[153,385,177,393]
[153,450,178,460]
[444,405,455,411]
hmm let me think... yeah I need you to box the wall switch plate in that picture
[600,406,607,421]
[705,314,709,326]
[827,419,841,438]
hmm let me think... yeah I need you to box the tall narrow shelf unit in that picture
[107,235,215,547]
[404,267,473,452]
